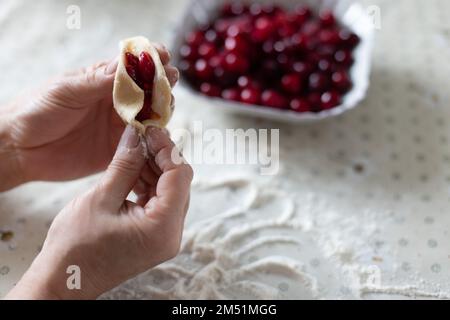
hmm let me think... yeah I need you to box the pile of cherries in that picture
[178,2,360,113]
[125,51,160,121]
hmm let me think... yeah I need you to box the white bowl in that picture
[171,0,375,123]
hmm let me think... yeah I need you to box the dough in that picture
[113,36,172,133]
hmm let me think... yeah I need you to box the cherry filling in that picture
[125,51,160,122]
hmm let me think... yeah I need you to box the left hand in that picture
[2,44,178,185]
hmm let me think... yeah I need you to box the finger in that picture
[164,65,179,87]
[64,57,118,100]
[144,128,193,215]
[98,125,146,209]
[152,43,171,65]
[170,94,175,113]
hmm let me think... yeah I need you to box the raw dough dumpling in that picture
[113,36,172,133]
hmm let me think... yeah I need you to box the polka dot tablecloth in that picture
[1,0,450,299]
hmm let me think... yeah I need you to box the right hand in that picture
[6,126,193,299]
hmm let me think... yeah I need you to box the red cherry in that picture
[240,87,261,105]
[200,82,221,97]
[318,29,340,46]
[338,30,360,48]
[222,88,241,101]
[334,49,354,66]
[302,20,321,36]
[321,90,342,109]
[225,36,250,54]
[186,31,204,47]
[252,17,274,42]
[223,52,249,73]
[179,60,195,78]
[317,58,333,73]
[281,73,303,94]
[125,52,139,68]
[213,67,236,87]
[261,90,288,109]
[139,51,155,84]
[331,70,352,92]
[215,19,232,37]
[205,30,218,43]
[237,75,251,88]
[179,45,197,61]
[249,3,263,17]
[195,59,213,80]
[198,42,217,59]
[307,92,322,111]
[308,72,330,91]
[319,10,336,27]
[295,6,312,23]
[292,61,313,78]
[290,98,311,112]
[291,33,312,51]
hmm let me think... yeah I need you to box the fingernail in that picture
[146,127,166,155]
[105,57,119,75]
[119,125,140,149]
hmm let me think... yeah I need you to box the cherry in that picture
[214,67,235,87]
[200,82,221,97]
[195,59,213,80]
[222,88,241,101]
[294,6,312,22]
[292,61,313,78]
[334,49,353,66]
[262,4,282,16]
[261,90,288,109]
[179,44,197,61]
[317,58,333,73]
[223,52,249,73]
[308,72,330,91]
[281,73,303,94]
[237,75,251,88]
[240,87,261,105]
[291,33,312,51]
[321,90,341,109]
[290,98,311,112]
[138,52,156,84]
[198,42,217,59]
[125,52,141,85]
[252,17,275,42]
[338,30,360,48]
[249,3,263,17]
[179,60,195,78]
[319,10,336,27]
[185,31,204,47]
[318,29,340,46]
[307,92,322,111]
[302,20,321,36]
[205,30,218,43]
[331,70,352,92]
[225,35,250,54]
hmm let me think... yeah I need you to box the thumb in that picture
[99,125,146,209]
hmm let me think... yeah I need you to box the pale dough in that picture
[113,36,172,132]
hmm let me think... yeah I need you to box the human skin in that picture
[0,44,192,299]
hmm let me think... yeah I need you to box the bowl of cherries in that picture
[173,0,374,122]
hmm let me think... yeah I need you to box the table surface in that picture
[1,0,450,299]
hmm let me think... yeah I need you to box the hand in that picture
[1,43,179,187]
[6,126,193,299]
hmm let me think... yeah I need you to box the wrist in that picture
[6,248,103,300]
[0,115,26,191]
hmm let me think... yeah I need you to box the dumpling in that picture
[113,36,172,133]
